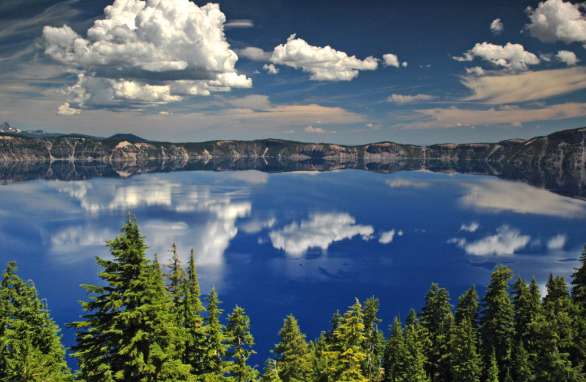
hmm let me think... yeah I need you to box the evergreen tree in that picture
[0,262,72,382]
[450,318,482,382]
[572,246,586,309]
[262,359,283,382]
[226,305,257,382]
[383,317,408,382]
[486,350,500,382]
[543,275,576,355]
[456,287,479,327]
[420,283,454,382]
[512,278,539,348]
[480,266,515,381]
[363,297,385,381]
[167,242,185,310]
[510,341,532,382]
[181,250,207,374]
[202,288,229,378]
[273,314,311,382]
[403,314,431,382]
[71,217,192,382]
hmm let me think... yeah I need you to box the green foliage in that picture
[3,220,586,382]
[226,305,257,381]
[420,283,454,382]
[480,266,515,381]
[70,217,193,382]
[0,262,72,382]
[572,246,586,309]
[273,314,311,382]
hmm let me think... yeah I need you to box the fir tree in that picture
[450,318,482,382]
[0,262,72,382]
[403,314,431,382]
[456,287,479,327]
[273,314,311,382]
[572,246,586,309]
[480,266,515,381]
[71,217,192,382]
[486,350,500,382]
[203,288,229,378]
[383,317,408,382]
[363,297,385,381]
[262,359,283,382]
[510,341,532,382]
[420,283,454,382]
[226,305,257,382]
[329,299,368,382]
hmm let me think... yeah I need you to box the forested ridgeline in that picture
[1,217,586,382]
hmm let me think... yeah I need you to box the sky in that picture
[1,0,586,144]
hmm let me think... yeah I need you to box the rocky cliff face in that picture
[1,127,585,173]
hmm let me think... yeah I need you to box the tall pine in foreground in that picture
[273,314,311,382]
[480,266,515,381]
[71,217,193,382]
[0,262,72,382]
[226,305,257,381]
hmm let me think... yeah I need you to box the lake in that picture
[0,163,584,367]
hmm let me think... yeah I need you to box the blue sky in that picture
[1,0,586,144]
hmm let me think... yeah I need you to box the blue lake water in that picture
[0,168,584,367]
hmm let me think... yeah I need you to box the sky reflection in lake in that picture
[0,169,584,365]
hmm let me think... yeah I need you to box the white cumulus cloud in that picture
[547,234,567,250]
[490,18,504,34]
[263,63,279,74]
[304,125,327,134]
[386,178,430,189]
[454,42,540,71]
[379,229,403,244]
[460,222,480,232]
[270,34,378,81]
[556,50,579,66]
[239,46,271,62]
[387,93,436,104]
[57,102,80,116]
[526,0,586,44]
[450,225,530,256]
[269,212,374,256]
[42,0,251,110]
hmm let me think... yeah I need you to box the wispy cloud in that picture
[449,225,530,256]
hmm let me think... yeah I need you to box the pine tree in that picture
[403,314,431,382]
[167,242,185,310]
[181,250,207,374]
[480,266,515,381]
[420,283,454,382]
[202,288,229,378]
[512,278,539,348]
[572,246,586,309]
[0,262,72,382]
[486,350,499,382]
[543,275,576,355]
[510,341,532,382]
[226,305,257,382]
[273,314,311,382]
[456,287,479,327]
[450,318,482,382]
[71,217,192,382]
[363,297,385,381]
[262,359,283,382]
[383,317,408,382]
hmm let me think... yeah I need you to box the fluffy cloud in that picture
[378,229,403,244]
[454,42,540,71]
[263,63,279,74]
[490,18,504,34]
[526,0,586,44]
[269,212,374,256]
[547,234,567,250]
[304,125,327,134]
[465,66,485,76]
[461,67,586,104]
[409,102,586,129]
[57,101,80,116]
[388,93,436,104]
[556,50,579,66]
[450,225,530,256]
[42,0,251,111]
[460,179,586,218]
[270,34,378,81]
[386,178,430,189]
[382,53,406,68]
[460,222,480,233]
[238,46,271,62]
[240,217,276,234]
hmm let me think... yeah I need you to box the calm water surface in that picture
[0,169,584,366]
